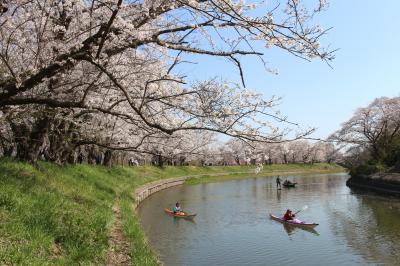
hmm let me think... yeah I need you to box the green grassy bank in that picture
[0,158,344,265]
[185,163,345,184]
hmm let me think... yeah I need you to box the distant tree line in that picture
[203,139,342,166]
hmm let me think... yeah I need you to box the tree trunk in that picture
[44,119,79,165]
[0,140,14,157]
[103,150,113,167]
[11,117,51,165]
[87,146,97,164]
[235,155,240,165]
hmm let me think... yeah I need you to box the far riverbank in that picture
[347,172,400,196]
[185,163,345,185]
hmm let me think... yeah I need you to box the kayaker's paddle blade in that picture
[294,205,309,215]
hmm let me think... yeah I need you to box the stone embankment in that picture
[347,172,400,196]
[133,177,189,209]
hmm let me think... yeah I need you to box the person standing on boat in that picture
[283,209,295,221]
[276,176,282,189]
[173,202,182,214]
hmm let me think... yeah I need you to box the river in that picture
[137,173,400,265]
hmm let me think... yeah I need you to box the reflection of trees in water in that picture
[327,194,400,265]
[297,174,348,194]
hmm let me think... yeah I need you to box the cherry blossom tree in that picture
[330,97,400,160]
[330,96,400,173]
[0,0,334,164]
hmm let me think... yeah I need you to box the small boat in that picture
[164,208,197,219]
[269,213,318,228]
[283,181,297,188]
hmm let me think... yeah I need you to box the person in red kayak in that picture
[173,202,182,214]
[283,209,295,221]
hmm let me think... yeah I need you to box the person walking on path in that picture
[276,176,282,190]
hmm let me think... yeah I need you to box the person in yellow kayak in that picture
[173,202,182,214]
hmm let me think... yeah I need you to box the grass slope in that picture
[0,158,344,265]
[185,163,345,184]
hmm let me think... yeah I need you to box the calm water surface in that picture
[138,173,400,266]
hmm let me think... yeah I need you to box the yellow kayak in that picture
[164,208,197,219]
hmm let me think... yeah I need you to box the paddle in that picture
[294,205,308,215]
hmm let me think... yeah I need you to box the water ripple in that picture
[138,173,400,266]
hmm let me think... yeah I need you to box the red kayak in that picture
[270,213,318,228]
[164,208,197,219]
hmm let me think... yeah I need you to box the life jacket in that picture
[283,212,293,220]
[173,206,181,213]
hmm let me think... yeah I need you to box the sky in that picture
[176,1,400,140]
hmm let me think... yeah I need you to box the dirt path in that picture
[106,196,131,266]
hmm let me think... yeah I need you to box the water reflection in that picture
[138,173,400,266]
[282,223,320,236]
[172,216,197,225]
[327,191,400,265]
[276,189,281,202]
